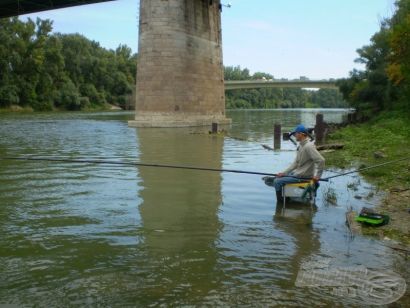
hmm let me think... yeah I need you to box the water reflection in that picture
[227,108,351,143]
[274,201,320,286]
[136,128,225,302]
[299,108,350,126]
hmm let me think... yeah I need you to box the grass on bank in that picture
[324,111,410,189]
[323,111,410,245]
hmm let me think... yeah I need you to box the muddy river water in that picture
[0,109,408,306]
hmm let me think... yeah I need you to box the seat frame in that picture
[282,181,318,209]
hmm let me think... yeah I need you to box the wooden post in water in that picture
[315,114,325,145]
[347,112,357,124]
[274,124,281,150]
[347,113,353,124]
[212,122,218,134]
[352,112,357,123]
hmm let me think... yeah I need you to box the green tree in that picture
[337,0,410,117]
[55,78,81,110]
[387,0,410,110]
[0,17,137,111]
[224,66,250,80]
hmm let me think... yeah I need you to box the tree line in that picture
[0,17,137,111]
[0,17,348,112]
[337,0,410,118]
[224,66,347,109]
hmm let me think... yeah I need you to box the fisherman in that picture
[274,124,325,202]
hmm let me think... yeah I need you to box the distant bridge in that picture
[224,80,338,90]
[1,1,339,127]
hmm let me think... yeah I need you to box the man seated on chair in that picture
[274,124,325,202]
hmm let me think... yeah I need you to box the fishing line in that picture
[323,157,409,181]
[0,156,328,181]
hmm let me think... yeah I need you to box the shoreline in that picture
[322,111,410,246]
[0,104,123,113]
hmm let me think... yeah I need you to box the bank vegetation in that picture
[325,0,410,245]
[0,17,137,111]
[0,17,348,112]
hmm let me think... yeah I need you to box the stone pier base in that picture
[128,113,231,128]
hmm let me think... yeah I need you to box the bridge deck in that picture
[0,0,114,18]
[224,80,337,90]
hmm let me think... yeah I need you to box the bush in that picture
[79,97,91,109]
[80,83,105,105]
[0,85,19,107]
[31,99,53,111]
[56,79,81,110]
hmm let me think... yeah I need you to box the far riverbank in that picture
[0,104,123,113]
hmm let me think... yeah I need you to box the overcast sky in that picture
[23,0,395,79]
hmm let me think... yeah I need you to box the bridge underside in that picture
[0,0,114,18]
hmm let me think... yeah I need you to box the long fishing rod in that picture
[323,157,409,181]
[0,156,329,181]
[3,156,406,182]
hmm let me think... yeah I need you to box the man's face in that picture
[295,132,306,142]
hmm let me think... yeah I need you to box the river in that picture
[0,109,408,306]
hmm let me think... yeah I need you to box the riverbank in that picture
[323,111,410,246]
[0,105,34,113]
[0,104,123,113]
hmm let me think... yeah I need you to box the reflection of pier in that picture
[136,129,224,299]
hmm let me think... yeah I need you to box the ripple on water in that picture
[0,110,408,306]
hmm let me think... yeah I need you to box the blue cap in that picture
[291,124,308,134]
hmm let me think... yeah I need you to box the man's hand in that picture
[277,172,285,177]
[312,176,320,182]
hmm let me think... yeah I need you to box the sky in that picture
[23,0,396,79]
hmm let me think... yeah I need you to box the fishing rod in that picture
[0,156,329,182]
[3,156,405,182]
[323,157,409,181]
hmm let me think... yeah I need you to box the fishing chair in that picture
[282,180,319,209]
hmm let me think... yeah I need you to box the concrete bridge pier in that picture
[129,0,231,127]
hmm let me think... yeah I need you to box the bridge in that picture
[224,80,337,90]
[0,1,114,17]
[1,1,340,127]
